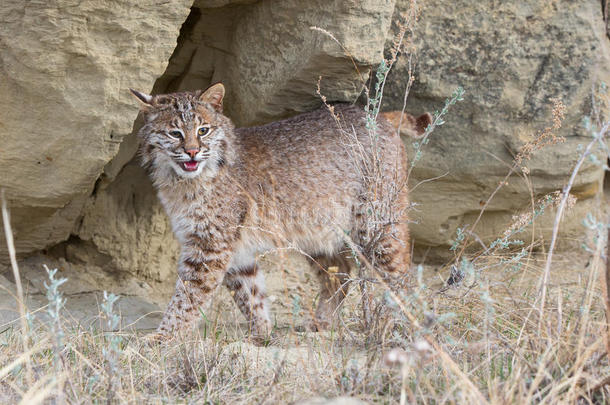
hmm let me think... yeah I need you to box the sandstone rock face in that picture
[154,0,396,126]
[75,163,179,282]
[1,0,609,278]
[226,0,395,125]
[0,0,192,257]
[384,0,610,253]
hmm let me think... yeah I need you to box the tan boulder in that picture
[153,0,396,126]
[0,0,192,257]
[383,0,610,255]
[75,163,179,282]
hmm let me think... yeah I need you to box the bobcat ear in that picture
[129,88,154,106]
[199,83,225,113]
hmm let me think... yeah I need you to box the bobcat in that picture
[130,83,430,339]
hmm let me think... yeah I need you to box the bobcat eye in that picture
[168,130,183,139]
[197,127,210,137]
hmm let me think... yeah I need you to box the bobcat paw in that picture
[142,331,172,345]
[295,319,331,332]
[248,320,273,345]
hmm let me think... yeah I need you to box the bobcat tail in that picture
[380,111,433,138]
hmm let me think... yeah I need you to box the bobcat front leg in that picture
[156,245,230,338]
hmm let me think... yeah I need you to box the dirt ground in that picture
[0,240,601,337]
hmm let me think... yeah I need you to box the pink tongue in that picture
[183,161,199,171]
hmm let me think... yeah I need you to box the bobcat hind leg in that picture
[372,219,411,286]
[310,253,353,331]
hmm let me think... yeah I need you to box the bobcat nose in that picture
[185,148,199,159]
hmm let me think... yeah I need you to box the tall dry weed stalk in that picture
[539,120,609,324]
[606,225,610,359]
[452,98,568,265]
[1,190,33,386]
[314,2,432,330]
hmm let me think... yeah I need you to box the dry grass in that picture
[3,112,606,404]
[0,245,608,404]
[1,110,609,403]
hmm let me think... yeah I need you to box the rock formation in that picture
[0,0,608,279]
[0,0,192,258]
[384,0,610,255]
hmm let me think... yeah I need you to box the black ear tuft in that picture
[129,88,154,106]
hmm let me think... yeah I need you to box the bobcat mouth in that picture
[180,160,200,172]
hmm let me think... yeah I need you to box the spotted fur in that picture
[131,84,429,339]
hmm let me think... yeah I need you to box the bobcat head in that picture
[130,83,233,180]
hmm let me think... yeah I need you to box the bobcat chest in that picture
[159,192,220,242]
